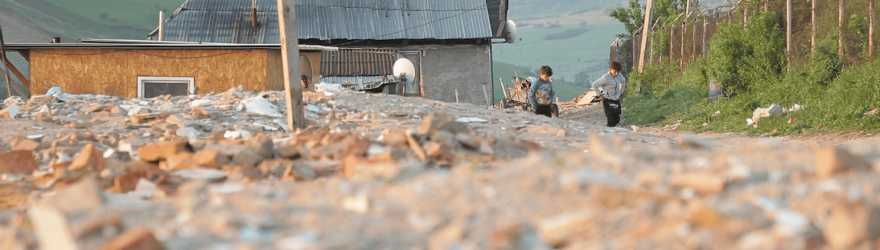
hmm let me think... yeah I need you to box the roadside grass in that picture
[624,58,880,136]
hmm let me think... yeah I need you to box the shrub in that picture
[705,12,785,95]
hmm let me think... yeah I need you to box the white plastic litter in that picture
[314,82,344,93]
[455,117,488,123]
[2,103,19,118]
[191,99,211,108]
[243,96,282,117]
[746,118,755,126]
[788,104,804,112]
[306,104,320,113]
[224,130,252,140]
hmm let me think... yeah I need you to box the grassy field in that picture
[493,20,625,87]
[492,62,590,103]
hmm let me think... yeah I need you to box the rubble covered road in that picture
[0,86,879,249]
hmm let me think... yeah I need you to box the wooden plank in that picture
[0,20,11,98]
[3,60,30,91]
[277,0,305,129]
[637,0,655,73]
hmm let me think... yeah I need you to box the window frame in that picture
[136,76,195,98]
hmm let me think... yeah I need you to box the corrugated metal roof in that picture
[150,0,493,43]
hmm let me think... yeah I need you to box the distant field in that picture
[492,62,590,104]
[7,0,184,39]
[493,19,625,87]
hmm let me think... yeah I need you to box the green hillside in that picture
[493,20,625,87]
[5,0,184,40]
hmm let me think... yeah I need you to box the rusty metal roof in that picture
[149,0,494,43]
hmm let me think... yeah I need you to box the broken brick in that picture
[114,162,165,193]
[69,143,105,171]
[816,147,872,178]
[137,141,193,162]
[12,138,40,151]
[232,149,263,167]
[166,152,198,170]
[669,172,727,195]
[193,150,228,169]
[417,113,472,135]
[100,228,165,250]
[0,150,38,175]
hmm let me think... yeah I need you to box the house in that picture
[147,0,514,105]
[4,40,335,98]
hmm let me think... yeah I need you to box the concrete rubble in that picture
[0,86,879,249]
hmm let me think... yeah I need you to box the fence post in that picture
[811,0,817,52]
[870,0,875,57]
[693,13,699,61]
[638,0,656,73]
[703,12,709,58]
[670,23,676,63]
[839,0,845,58]
[788,0,793,63]
[744,0,749,29]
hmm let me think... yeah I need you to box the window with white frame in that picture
[137,76,195,98]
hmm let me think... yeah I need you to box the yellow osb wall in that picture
[29,49,273,97]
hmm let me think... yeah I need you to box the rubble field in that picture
[1,86,880,250]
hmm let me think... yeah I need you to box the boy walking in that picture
[591,62,626,127]
[528,66,556,117]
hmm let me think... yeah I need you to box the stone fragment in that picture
[382,130,409,148]
[191,109,210,118]
[0,104,19,119]
[137,141,193,162]
[341,155,399,180]
[166,152,198,170]
[417,113,471,135]
[816,147,871,178]
[202,144,247,157]
[669,172,727,195]
[752,103,783,122]
[277,145,301,159]
[823,202,880,249]
[87,105,104,112]
[245,135,274,159]
[455,133,479,150]
[165,114,188,127]
[12,138,40,151]
[537,209,594,247]
[174,168,227,182]
[114,162,165,193]
[176,127,199,139]
[28,178,121,250]
[429,131,455,147]
[423,142,454,163]
[232,149,263,167]
[193,150,228,168]
[0,150,38,175]
[127,107,150,116]
[69,143,105,171]
[368,148,410,163]
[100,228,165,250]
[676,136,716,149]
[342,196,370,214]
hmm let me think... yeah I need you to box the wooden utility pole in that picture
[681,18,687,68]
[870,0,875,57]
[765,0,769,11]
[0,21,11,98]
[670,23,676,62]
[638,0,656,73]
[788,0,793,61]
[276,0,305,129]
[839,0,845,58]
[812,0,817,52]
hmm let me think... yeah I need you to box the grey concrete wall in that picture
[406,44,492,106]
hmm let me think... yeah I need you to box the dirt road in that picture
[1,90,879,249]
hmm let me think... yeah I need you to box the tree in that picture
[610,0,687,37]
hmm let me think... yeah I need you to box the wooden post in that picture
[788,0,793,62]
[276,0,305,129]
[870,0,875,57]
[638,0,655,73]
[693,14,698,60]
[764,0,769,12]
[840,0,845,58]
[0,21,11,98]
[482,84,491,107]
[680,19,687,68]
[670,23,676,62]
[498,78,509,99]
[811,0,817,52]
[455,89,460,103]
[744,0,749,29]
[703,11,709,58]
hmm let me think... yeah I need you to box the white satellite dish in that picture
[504,20,517,44]
[393,58,416,86]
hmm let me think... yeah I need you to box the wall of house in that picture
[29,49,274,97]
[411,44,492,106]
[266,50,322,91]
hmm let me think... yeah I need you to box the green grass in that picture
[492,21,626,86]
[492,61,590,103]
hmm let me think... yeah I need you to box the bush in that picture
[805,41,842,86]
[705,12,785,95]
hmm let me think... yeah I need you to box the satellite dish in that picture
[393,58,416,86]
[504,20,518,44]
